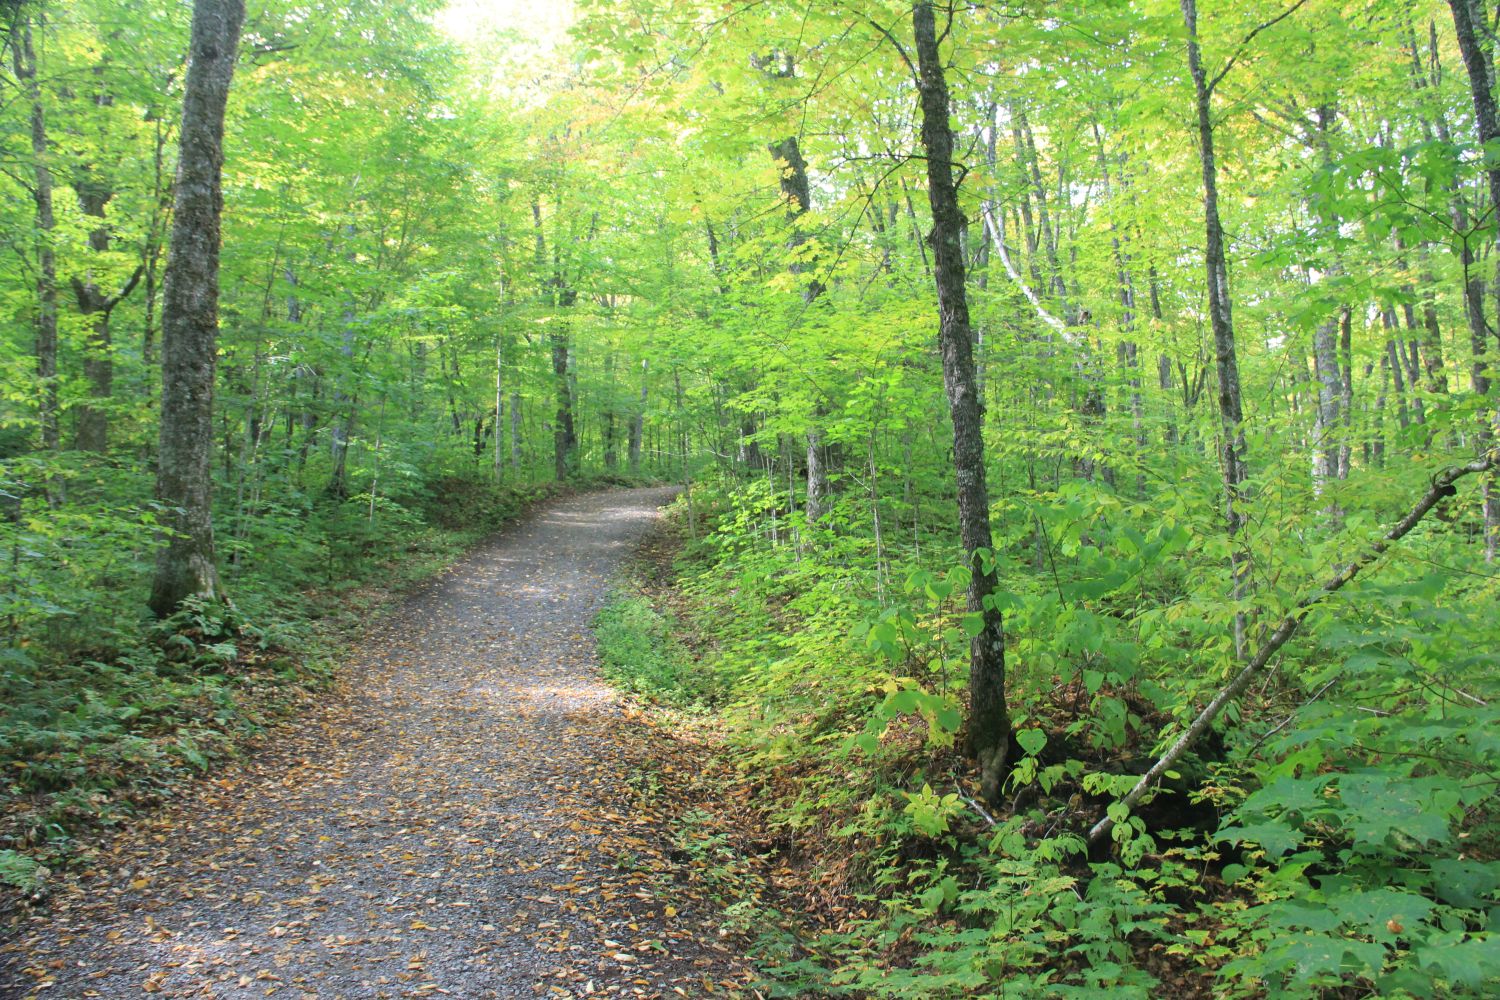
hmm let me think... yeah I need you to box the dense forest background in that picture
[3,0,1499,995]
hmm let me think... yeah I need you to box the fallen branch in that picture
[958,789,999,828]
[1088,450,1497,845]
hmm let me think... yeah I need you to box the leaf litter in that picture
[0,488,757,999]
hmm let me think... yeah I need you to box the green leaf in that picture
[1017,728,1047,757]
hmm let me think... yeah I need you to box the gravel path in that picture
[0,487,751,999]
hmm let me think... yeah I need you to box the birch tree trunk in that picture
[148,0,245,617]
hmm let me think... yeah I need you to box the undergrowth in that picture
[600,475,1500,999]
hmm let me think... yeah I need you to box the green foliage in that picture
[595,593,725,708]
[634,457,1500,997]
[0,849,45,895]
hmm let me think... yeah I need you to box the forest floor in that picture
[0,487,757,1000]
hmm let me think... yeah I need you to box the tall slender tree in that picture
[911,0,1011,804]
[1182,0,1252,656]
[11,11,61,488]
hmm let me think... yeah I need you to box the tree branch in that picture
[1208,0,1311,95]
[864,15,918,84]
[104,262,146,312]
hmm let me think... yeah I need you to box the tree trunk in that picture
[552,323,576,480]
[142,114,170,371]
[534,199,578,480]
[913,1,1011,805]
[494,334,505,481]
[328,226,361,498]
[148,0,245,617]
[806,421,828,523]
[1312,310,1345,492]
[70,67,144,453]
[12,14,61,478]
[510,390,523,471]
[1446,0,1500,561]
[767,77,835,522]
[1183,0,1251,656]
[628,359,646,473]
[603,350,618,470]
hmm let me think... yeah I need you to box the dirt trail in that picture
[1,487,751,999]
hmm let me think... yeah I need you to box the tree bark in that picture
[603,350,618,470]
[912,1,1011,805]
[533,199,578,480]
[771,134,832,521]
[552,323,576,480]
[494,334,505,481]
[1312,310,1345,491]
[12,14,61,478]
[1183,0,1251,655]
[765,64,833,522]
[1446,0,1500,561]
[70,66,144,453]
[148,0,245,617]
[628,360,646,473]
[510,390,523,472]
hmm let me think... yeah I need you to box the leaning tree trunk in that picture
[1183,0,1252,654]
[148,0,245,617]
[913,1,1011,805]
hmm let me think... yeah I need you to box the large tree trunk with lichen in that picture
[148,0,245,617]
[913,1,1011,805]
